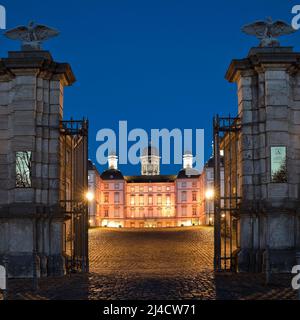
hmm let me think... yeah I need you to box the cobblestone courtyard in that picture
[2,227,298,300]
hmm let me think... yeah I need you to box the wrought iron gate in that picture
[213,115,242,271]
[60,119,89,273]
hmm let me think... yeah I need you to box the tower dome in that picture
[140,143,160,176]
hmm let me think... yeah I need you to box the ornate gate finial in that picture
[4,21,59,51]
[242,17,296,47]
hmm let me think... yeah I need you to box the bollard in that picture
[296,252,300,300]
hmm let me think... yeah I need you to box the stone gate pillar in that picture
[0,50,75,278]
[226,47,300,272]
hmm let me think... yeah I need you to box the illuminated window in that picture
[271,146,287,183]
[139,186,144,192]
[130,195,135,205]
[130,207,135,217]
[149,186,153,192]
[139,194,144,205]
[166,207,171,217]
[114,192,120,204]
[166,194,171,206]
[104,193,109,203]
[148,195,153,205]
[16,151,32,188]
[131,186,135,192]
[166,186,170,191]
[157,194,162,205]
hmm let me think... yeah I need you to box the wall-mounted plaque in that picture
[271,146,287,183]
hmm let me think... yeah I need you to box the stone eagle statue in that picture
[5,21,59,50]
[242,17,296,47]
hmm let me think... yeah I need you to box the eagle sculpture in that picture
[5,21,59,50]
[242,17,296,47]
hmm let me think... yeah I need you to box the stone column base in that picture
[236,248,297,273]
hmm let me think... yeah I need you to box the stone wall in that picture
[0,50,75,278]
[226,47,300,272]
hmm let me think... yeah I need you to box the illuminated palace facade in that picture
[88,146,204,228]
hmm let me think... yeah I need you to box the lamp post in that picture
[205,189,214,226]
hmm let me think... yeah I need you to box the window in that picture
[139,186,144,192]
[181,191,187,202]
[157,194,162,205]
[148,208,153,218]
[271,146,287,183]
[192,207,197,216]
[140,207,144,217]
[16,151,32,188]
[157,186,161,192]
[149,186,153,192]
[192,181,197,188]
[182,182,187,188]
[131,186,135,193]
[114,207,120,218]
[166,194,171,206]
[139,194,144,205]
[148,195,153,205]
[114,183,119,190]
[114,192,120,204]
[157,207,162,217]
[104,208,109,217]
[104,183,109,190]
[130,207,135,218]
[166,207,171,217]
[130,195,135,205]
[182,206,187,216]
[104,193,109,203]
[192,192,197,202]
[166,186,170,191]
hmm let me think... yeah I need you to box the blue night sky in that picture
[1,1,300,175]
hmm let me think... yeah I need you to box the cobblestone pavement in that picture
[1,227,298,300]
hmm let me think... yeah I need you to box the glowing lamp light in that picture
[205,189,214,200]
[86,191,94,202]
[221,213,226,218]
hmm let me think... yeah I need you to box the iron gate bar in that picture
[60,118,89,273]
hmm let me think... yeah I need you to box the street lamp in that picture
[85,191,94,202]
[205,189,214,200]
[205,189,214,226]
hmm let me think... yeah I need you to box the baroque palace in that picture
[88,145,204,228]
